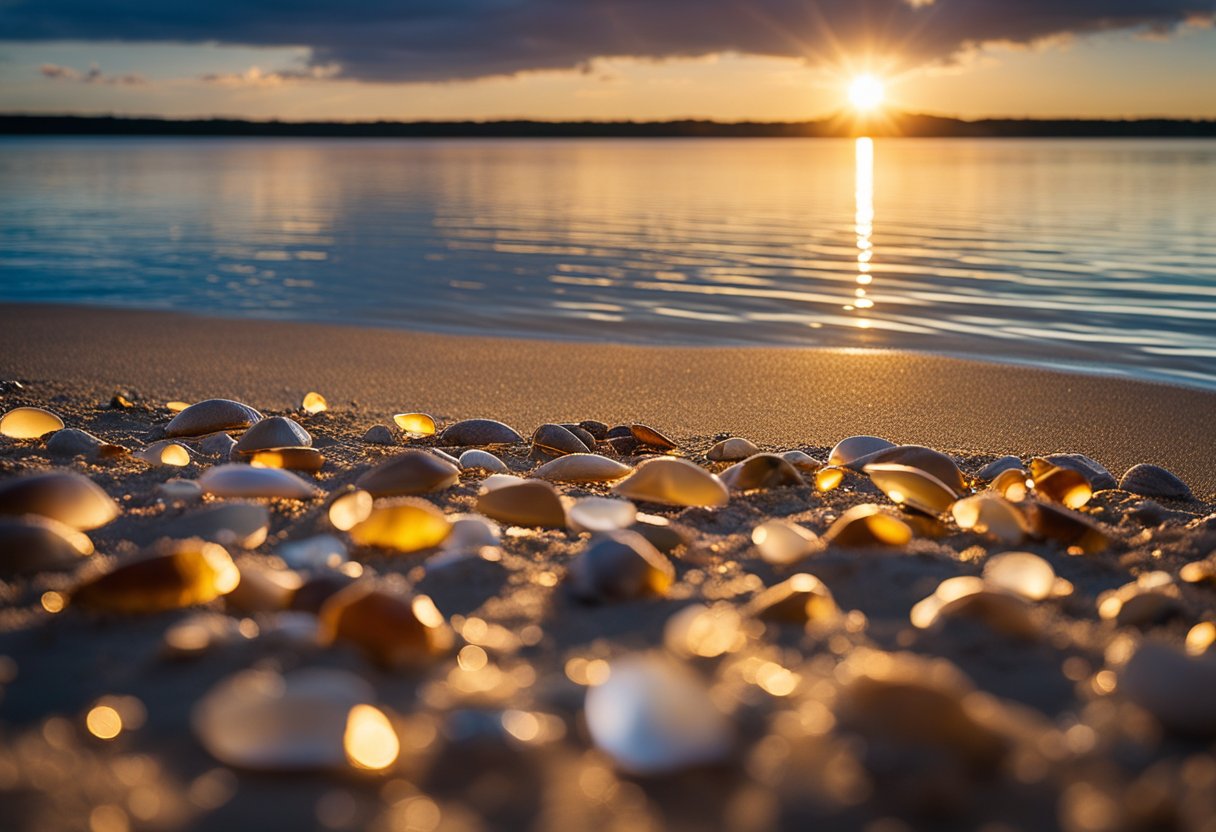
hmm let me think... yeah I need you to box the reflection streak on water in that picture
[849,137,876,328]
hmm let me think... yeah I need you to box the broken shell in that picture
[318,584,451,667]
[989,467,1033,502]
[612,457,728,508]
[198,432,237,457]
[355,450,460,497]
[982,552,1057,601]
[532,453,632,483]
[170,503,270,549]
[781,450,822,473]
[744,573,838,624]
[864,463,958,515]
[1025,501,1110,554]
[439,418,523,446]
[1029,458,1093,509]
[977,455,1024,480]
[720,454,805,491]
[328,489,373,531]
[1119,641,1216,734]
[630,423,677,450]
[0,470,120,530]
[751,519,822,565]
[823,505,913,548]
[234,416,312,454]
[707,437,759,461]
[302,391,328,414]
[278,535,349,570]
[567,530,675,602]
[45,428,104,458]
[347,498,451,552]
[951,493,1030,544]
[1118,464,1193,501]
[0,515,93,576]
[476,480,567,527]
[532,423,591,456]
[73,539,240,613]
[568,497,638,534]
[1042,453,1117,491]
[584,654,732,775]
[664,604,744,658]
[249,447,324,472]
[0,406,64,439]
[165,399,263,438]
[136,440,192,467]
[362,425,397,445]
[393,412,437,436]
[827,435,896,468]
[459,449,509,474]
[198,464,319,500]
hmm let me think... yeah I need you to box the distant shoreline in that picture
[3,113,1215,138]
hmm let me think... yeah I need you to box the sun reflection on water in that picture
[847,137,875,326]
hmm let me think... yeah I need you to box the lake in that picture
[2,137,1214,389]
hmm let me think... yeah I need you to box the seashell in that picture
[347,497,451,552]
[814,466,845,492]
[249,447,324,472]
[823,505,913,548]
[562,424,600,450]
[606,435,640,455]
[751,519,822,565]
[159,478,203,504]
[362,425,397,445]
[630,423,677,450]
[567,531,675,602]
[532,423,591,456]
[45,428,103,458]
[442,514,501,553]
[664,604,744,658]
[192,667,396,771]
[1028,458,1093,509]
[439,418,523,446]
[1119,641,1216,734]
[781,450,822,473]
[0,406,64,439]
[165,399,263,438]
[584,654,732,775]
[429,448,461,466]
[328,489,373,531]
[1042,454,1117,491]
[864,463,958,515]
[73,539,240,613]
[169,502,270,549]
[225,562,304,613]
[302,391,328,414]
[0,470,119,530]
[606,425,633,439]
[707,437,759,462]
[393,412,436,436]
[289,571,357,614]
[532,453,632,483]
[1118,464,1193,501]
[163,613,242,659]
[911,578,1038,640]
[166,401,190,412]
[989,467,1033,501]
[355,450,460,497]
[198,432,237,456]
[982,551,1057,601]
[459,449,509,474]
[476,480,567,528]
[278,535,348,571]
[951,493,1030,544]
[743,573,837,624]
[579,420,609,440]
[136,439,192,467]
[1187,622,1215,656]
[827,435,896,468]
[862,446,967,494]
[198,464,319,500]
[318,584,452,667]
[481,473,524,492]
[1097,572,1181,627]
[234,416,312,454]
[1024,501,1110,554]
[0,515,93,576]
[720,454,805,491]
[569,497,638,534]
[630,515,689,554]
[612,457,729,508]
[977,455,1024,480]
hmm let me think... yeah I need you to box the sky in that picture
[0,0,1213,121]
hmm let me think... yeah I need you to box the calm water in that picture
[2,137,1215,388]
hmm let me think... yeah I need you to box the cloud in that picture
[9,1,1215,83]
[199,65,339,87]
[39,62,145,84]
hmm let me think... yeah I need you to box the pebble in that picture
[0,470,120,530]
[439,418,523,446]
[532,453,632,483]
[568,497,638,533]
[1118,463,1193,501]
[355,450,460,497]
[459,449,510,474]
[864,462,958,515]
[566,530,675,602]
[823,504,913,547]
[720,453,805,491]
[612,457,729,508]
[233,416,312,454]
[707,437,759,461]
[317,584,452,667]
[827,435,896,468]
[73,539,240,613]
[532,423,591,456]
[362,424,397,445]
[751,519,822,565]
[0,406,64,439]
[169,502,270,549]
[45,428,104,458]
[0,515,93,576]
[347,497,451,552]
[476,479,567,527]
[165,399,263,438]
[198,464,320,500]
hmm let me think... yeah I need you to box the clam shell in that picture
[318,584,451,667]
[1118,463,1193,501]
[249,447,325,472]
[278,535,349,570]
[989,467,1033,501]
[459,449,509,474]
[1119,641,1216,734]
[0,470,120,530]
[918,584,1039,640]
[612,457,729,508]
[864,462,958,515]
[476,480,567,527]
[199,464,319,500]
[532,453,632,483]
[630,423,677,450]
[165,399,263,438]
[169,503,270,550]
[362,425,397,446]
[0,515,93,576]
[0,406,64,439]
[355,450,460,497]
[1042,453,1117,491]
[392,412,436,436]
[198,432,237,456]
[707,437,759,462]
[781,450,822,473]
[823,504,913,547]
[234,416,312,454]
[1028,458,1093,509]
[73,539,240,613]
[347,497,451,552]
[568,497,638,534]
[136,440,192,467]
[950,493,1029,544]
[827,435,896,468]
[585,654,732,775]
[977,456,1024,480]
[302,391,328,414]
[862,446,967,494]
[743,573,837,624]
[532,423,591,456]
[439,419,523,446]
[567,530,675,602]
[720,453,805,491]
[982,552,1057,601]
[751,519,822,565]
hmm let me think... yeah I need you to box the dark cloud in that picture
[39,62,145,84]
[7,1,1214,82]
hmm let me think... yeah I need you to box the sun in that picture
[848,74,885,112]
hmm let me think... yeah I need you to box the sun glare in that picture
[848,75,885,112]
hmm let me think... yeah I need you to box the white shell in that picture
[459,449,509,474]
[198,464,319,500]
[612,457,728,508]
[751,519,822,565]
[951,493,1029,544]
[532,453,632,483]
[568,497,638,533]
[864,463,958,515]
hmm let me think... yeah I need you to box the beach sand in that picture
[1,302,1214,832]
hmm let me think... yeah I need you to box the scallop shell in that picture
[864,462,958,515]
[566,530,675,602]
[1118,464,1193,501]
[827,435,896,468]
[169,503,270,549]
[355,450,460,497]
[0,470,120,530]
[532,453,632,483]
[612,457,729,508]
[318,584,451,667]
[0,515,93,576]
[823,504,912,548]
[743,573,837,624]
[198,464,319,500]
[707,437,759,461]
[0,406,64,439]
[73,539,240,613]
[720,454,805,491]
[951,493,1029,544]
[751,519,822,565]
[630,423,677,450]
[165,399,263,438]
[568,497,638,534]
[459,449,509,474]
[532,423,591,456]
[347,498,451,552]
[234,416,312,454]
[439,419,523,446]
[476,480,567,528]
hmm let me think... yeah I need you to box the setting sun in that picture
[848,74,885,112]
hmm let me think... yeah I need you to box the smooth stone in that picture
[982,552,1056,601]
[567,530,675,602]
[744,573,837,624]
[612,457,729,508]
[169,503,270,550]
[720,453,805,491]
[951,493,1029,544]
[0,406,65,439]
[362,425,397,446]
[1119,641,1216,734]
[459,449,509,474]
[823,504,913,548]
[347,498,451,552]
[585,654,732,775]
[630,423,677,450]
[861,445,967,493]
[977,455,1024,480]
[578,420,609,440]
[864,463,958,515]
[234,416,312,454]
[278,535,349,570]
[827,435,896,468]
[476,480,567,528]
[0,470,120,530]
[248,447,325,472]
[1042,453,1117,491]
[136,439,192,466]
[318,584,452,667]
[355,450,460,497]
[198,432,237,456]
[707,437,760,462]
[752,519,822,565]
[532,423,591,456]
[1118,463,1193,501]
[198,464,319,500]
[568,497,638,534]
[166,399,263,438]
[46,428,103,458]
[73,539,241,613]
[0,515,93,576]
[439,419,523,446]
[532,453,632,483]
